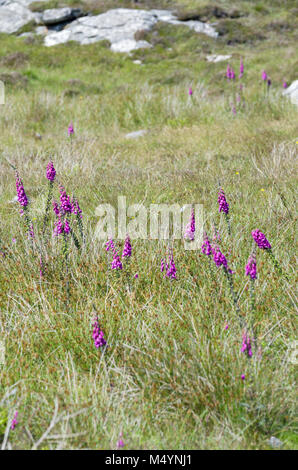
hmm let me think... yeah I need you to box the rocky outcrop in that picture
[0,3,218,53]
[44,8,218,51]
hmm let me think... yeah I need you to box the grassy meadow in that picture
[0,0,297,450]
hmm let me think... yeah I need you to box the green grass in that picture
[0,0,297,450]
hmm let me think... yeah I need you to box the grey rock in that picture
[0,2,35,34]
[0,0,49,34]
[35,26,48,36]
[206,54,231,63]
[41,7,82,26]
[19,32,34,38]
[268,436,283,449]
[125,129,148,139]
[44,8,218,51]
[282,79,298,105]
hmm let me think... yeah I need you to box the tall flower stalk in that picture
[92,315,107,349]
[54,215,71,301]
[106,239,123,271]
[122,235,132,291]
[245,251,257,313]
[71,197,84,245]
[245,249,257,345]
[15,171,34,244]
[184,208,195,241]
[218,188,231,235]
[42,161,56,239]
[251,229,288,281]
[201,232,215,283]
[211,245,244,326]
[161,249,177,280]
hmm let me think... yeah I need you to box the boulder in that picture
[0,2,35,34]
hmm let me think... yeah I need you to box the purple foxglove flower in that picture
[71,198,82,218]
[64,219,70,234]
[117,432,125,449]
[218,188,229,214]
[230,68,235,80]
[245,253,257,279]
[53,216,64,236]
[212,246,228,269]
[184,208,195,241]
[29,223,35,239]
[251,229,271,250]
[282,80,287,89]
[224,323,229,330]
[106,239,115,252]
[166,254,176,279]
[267,78,271,87]
[46,161,56,182]
[161,258,165,272]
[68,121,74,137]
[231,105,236,115]
[134,273,138,279]
[15,172,28,207]
[11,411,18,430]
[52,200,60,216]
[201,233,212,256]
[122,235,132,258]
[262,70,267,81]
[59,186,72,214]
[111,252,123,270]
[241,374,245,381]
[241,332,253,357]
[92,316,107,349]
[226,64,231,79]
[189,87,193,96]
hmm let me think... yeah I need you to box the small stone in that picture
[35,26,48,36]
[206,54,232,62]
[125,129,148,139]
[268,436,283,449]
